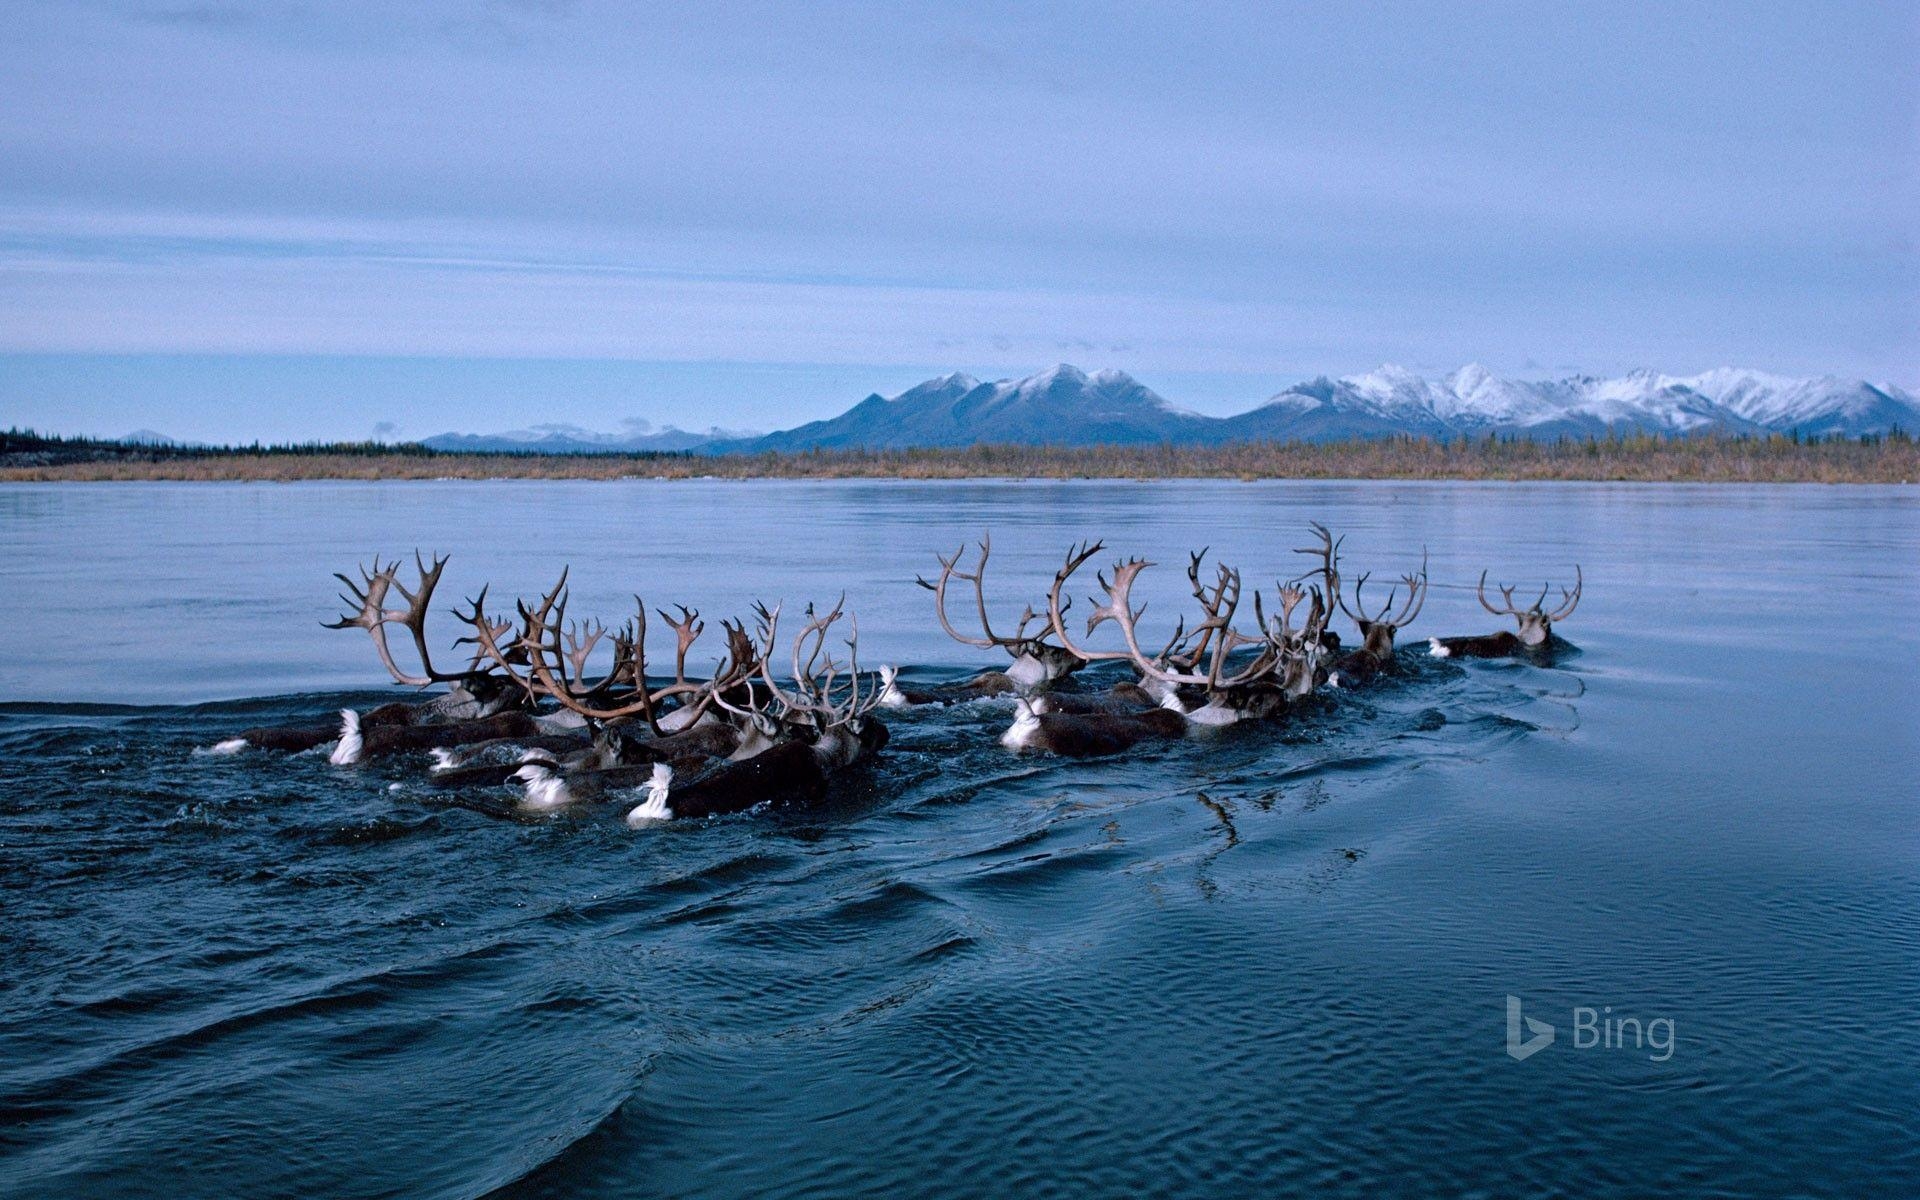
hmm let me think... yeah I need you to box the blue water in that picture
[2,480,1916,1198]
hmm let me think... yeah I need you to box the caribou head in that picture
[1268,582,1330,699]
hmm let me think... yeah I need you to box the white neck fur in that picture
[626,763,674,825]
[1001,698,1041,750]
[512,756,573,809]
[1183,699,1240,726]
[328,709,363,765]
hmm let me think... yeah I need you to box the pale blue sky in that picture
[1,0,1914,442]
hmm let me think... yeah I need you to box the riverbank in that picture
[4,434,1916,484]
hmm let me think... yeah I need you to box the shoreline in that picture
[4,444,1915,485]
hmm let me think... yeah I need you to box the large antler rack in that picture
[329,553,763,735]
[1045,541,1277,692]
[1478,564,1582,623]
[917,532,1060,658]
[326,552,478,688]
[1160,547,1231,674]
[1291,523,1343,610]
[1340,548,1430,632]
[751,596,886,733]
[1267,581,1311,648]
[516,577,756,730]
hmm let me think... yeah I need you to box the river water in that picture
[2,480,1915,1197]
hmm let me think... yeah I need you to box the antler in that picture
[1334,543,1427,632]
[1051,544,1275,690]
[1179,553,1274,688]
[1383,549,1429,629]
[1547,565,1582,621]
[1477,570,1526,617]
[1478,564,1581,623]
[515,578,734,729]
[917,532,1054,655]
[1172,547,1248,671]
[332,554,784,733]
[751,596,882,731]
[324,552,468,687]
[1045,541,1142,664]
[1270,582,1306,646]
[1294,523,1344,617]
[833,612,886,727]
[658,605,705,688]
[452,583,524,676]
[917,535,999,649]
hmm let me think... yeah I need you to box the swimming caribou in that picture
[1429,567,1582,659]
[210,525,1585,819]
[215,550,893,819]
[1289,523,1429,689]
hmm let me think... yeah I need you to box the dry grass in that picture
[4,435,1916,484]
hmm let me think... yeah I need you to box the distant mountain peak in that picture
[1351,363,1421,386]
[723,364,1207,453]
[1446,362,1494,389]
[1031,362,1089,383]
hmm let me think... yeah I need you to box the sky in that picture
[0,0,1914,443]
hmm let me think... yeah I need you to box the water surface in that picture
[3,480,1916,1198]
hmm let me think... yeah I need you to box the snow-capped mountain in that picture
[1217,365,1919,443]
[719,364,1213,452]
[1666,369,1919,437]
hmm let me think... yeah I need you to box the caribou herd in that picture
[213,525,1580,826]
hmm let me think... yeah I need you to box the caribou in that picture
[612,598,891,820]
[1268,582,1333,699]
[214,526,1585,817]
[1032,541,1298,737]
[237,550,893,820]
[1289,523,1428,689]
[918,530,1364,752]
[1429,567,1582,659]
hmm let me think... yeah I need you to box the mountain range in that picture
[429,364,1920,454]
[420,422,759,455]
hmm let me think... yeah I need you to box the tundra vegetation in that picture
[2,428,1914,484]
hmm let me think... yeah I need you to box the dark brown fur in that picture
[355,711,542,759]
[232,699,424,752]
[1032,682,1160,716]
[894,670,1020,705]
[1429,631,1523,659]
[1012,705,1188,758]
